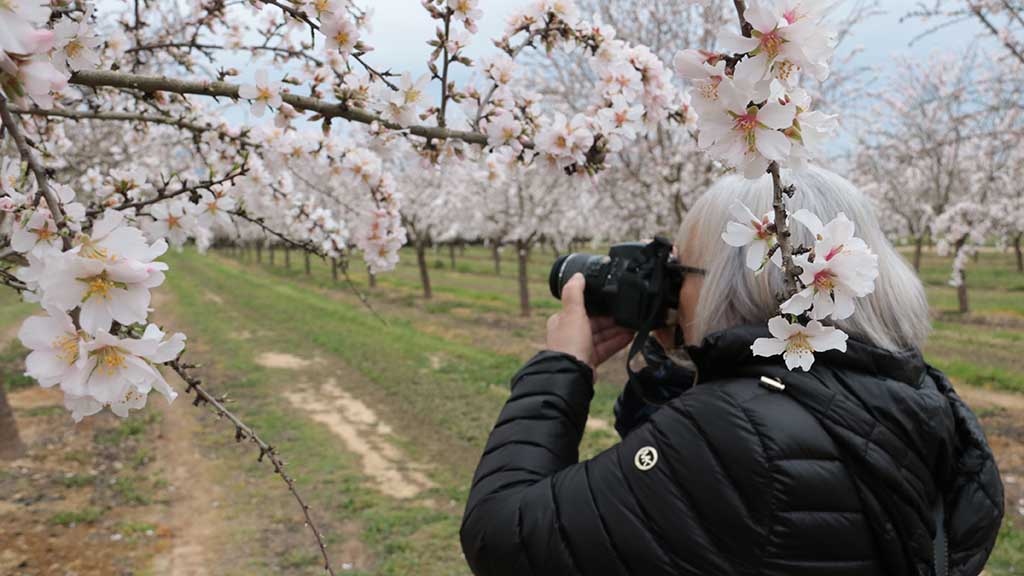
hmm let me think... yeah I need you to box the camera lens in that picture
[549,253,601,300]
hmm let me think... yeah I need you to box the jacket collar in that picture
[684,324,927,387]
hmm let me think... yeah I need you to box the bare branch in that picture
[165,360,337,576]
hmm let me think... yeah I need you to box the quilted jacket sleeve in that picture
[460,351,765,576]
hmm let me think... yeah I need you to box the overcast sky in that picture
[358,0,985,85]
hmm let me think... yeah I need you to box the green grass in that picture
[49,508,104,526]
[0,288,40,390]
[990,518,1024,574]
[94,412,163,445]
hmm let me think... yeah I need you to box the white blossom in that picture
[751,316,848,371]
[238,69,283,117]
[780,211,879,320]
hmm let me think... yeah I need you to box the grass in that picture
[990,519,1024,574]
[0,288,38,390]
[49,508,104,527]
[94,411,163,446]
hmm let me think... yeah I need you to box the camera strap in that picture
[625,249,670,406]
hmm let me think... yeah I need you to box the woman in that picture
[460,167,1004,576]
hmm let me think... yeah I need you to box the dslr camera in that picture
[548,237,683,331]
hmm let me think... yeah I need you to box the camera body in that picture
[549,237,682,331]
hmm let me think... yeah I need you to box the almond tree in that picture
[854,49,1024,270]
[1,0,853,568]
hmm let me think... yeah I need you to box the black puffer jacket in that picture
[460,325,1004,576]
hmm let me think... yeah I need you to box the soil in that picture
[255,352,317,370]
[284,376,436,501]
[148,393,227,576]
[0,387,165,575]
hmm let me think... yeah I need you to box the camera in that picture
[548,237,682,331]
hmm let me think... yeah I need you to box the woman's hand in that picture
[546,273,635,370]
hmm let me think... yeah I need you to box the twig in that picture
[769,162,801,298]
[438,10,453,129]
[88,169,247,218]
[729,1,801,299]
[11,107,257,147]
[0,95,72,251]
[340,265,388,325]
[229,209,324,256]
[256,0,400,91]
[166,360,336,576]
[732,0,753,37]
[969,1,1024,65]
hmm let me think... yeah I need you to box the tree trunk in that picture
[913,234,924,273]
[492,244,501,276]
[304,252,311,276]
[269,245,275,266]
[448,244,456,270]
[517,240,531,317]
[0,385,25,460]
[416,240,433,299]
[284,248,291,269]
[958,270,969,314]
[1015,235,1023,273]
[331,257,338,282]
[368,266,377,288]
[256,244,262,264]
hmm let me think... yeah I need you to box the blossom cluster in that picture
[0,2,108,107]
[5,198,186,421]
[674,0,838,177]
[476,0,679,178]
[723,202,879,371]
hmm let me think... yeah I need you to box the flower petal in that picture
[722,221,758,247]
[752,336,787,358]
[717,29,759,54]
[754,127,792,161]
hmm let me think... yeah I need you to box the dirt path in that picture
[958,385,1024,413]
[265,352,437,502]
[148,395,227,576]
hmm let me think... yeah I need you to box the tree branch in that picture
[969,1,1024,65]
[166,360,337,576]
[0,95,72,251]
[69,69,494,146]
[10,106,256,147]
[769,162,801,298]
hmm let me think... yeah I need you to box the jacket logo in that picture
[634,446,658,471]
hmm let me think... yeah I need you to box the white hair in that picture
[678,165,930,352]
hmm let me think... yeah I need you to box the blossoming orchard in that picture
[2,0,1023,573]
